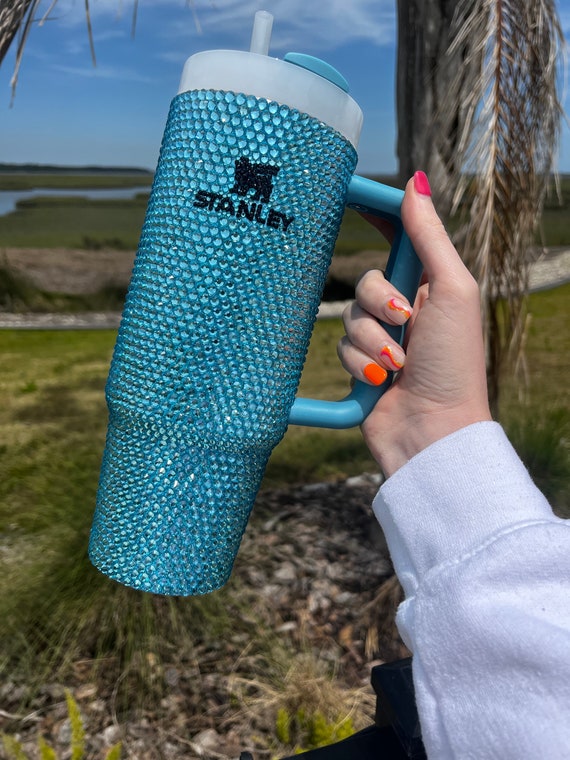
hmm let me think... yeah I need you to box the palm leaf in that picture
[446,0,565,412]
[0,0,201,98]
[0,0,40,98]
[0,0,35,64]
[0,0,96,99]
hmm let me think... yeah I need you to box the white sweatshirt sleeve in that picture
[372,421,570,759]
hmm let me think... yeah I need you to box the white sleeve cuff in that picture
[372,421,554,597]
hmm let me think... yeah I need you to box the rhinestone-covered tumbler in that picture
[89,90,357,595]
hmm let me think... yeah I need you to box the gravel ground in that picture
[0,476,406,760]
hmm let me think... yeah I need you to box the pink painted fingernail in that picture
[414,170,431,196]
[387,297,412,322]
[380,344,405,370]
[363,363,388,386]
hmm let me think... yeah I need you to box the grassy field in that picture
[0,172,153,191]
[537,176,570,246]
[0,196,150,250]
[497,286,570,511]
[0,194,391,253]
[0,172,152,249]
[0,170,385,252]
[1,173,568,252]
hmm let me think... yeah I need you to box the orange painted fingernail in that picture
[380,344,405,370]
[363,363,388,386]
[387,297,412,322]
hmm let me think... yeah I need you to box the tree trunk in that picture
[396,0,482,218]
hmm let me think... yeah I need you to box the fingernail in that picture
[387,297,412,322]
[363,363,389,386]
[414,170,431,196]
[380,344,405,370]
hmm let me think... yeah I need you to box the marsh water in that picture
[0,186,151,217]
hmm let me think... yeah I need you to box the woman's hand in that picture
[337,172,492,477]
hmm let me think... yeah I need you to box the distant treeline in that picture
[0,163,153,175]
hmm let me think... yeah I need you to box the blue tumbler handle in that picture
[288,174,423,428]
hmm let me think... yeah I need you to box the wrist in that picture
[367,407,493,478]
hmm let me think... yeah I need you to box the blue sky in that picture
[1,0,569,176]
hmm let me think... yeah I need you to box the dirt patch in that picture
[1,247,387,301]
[2,248,136,296]
[2,245,569,305]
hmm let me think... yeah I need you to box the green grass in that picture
[0,172,153,248]
[536,178,570,247]
[335,207,392,256]
[0,330,248,696]
[0,196,149,249]
[266,318,376,485]
[498,283,570,514]
[0,193,386,253]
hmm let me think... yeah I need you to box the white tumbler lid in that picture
[178,12,363,149]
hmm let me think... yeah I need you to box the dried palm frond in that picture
[0,0,202,99]
[0,0,38,92]
[0,0,96,99]
[446,0,565,412]
[0,0,34,65]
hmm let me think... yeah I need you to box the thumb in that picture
[401,172,466,286]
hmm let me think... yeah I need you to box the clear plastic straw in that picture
[249,10,273,55]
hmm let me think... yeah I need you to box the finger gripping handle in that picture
[288,175,423,429]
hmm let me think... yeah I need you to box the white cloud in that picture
[52,62,158,83]
[45,0,395,50]
[191,0,396,49]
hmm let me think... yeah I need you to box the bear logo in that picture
[230,157,280,204]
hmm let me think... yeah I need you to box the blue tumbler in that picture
[89,12,423,596]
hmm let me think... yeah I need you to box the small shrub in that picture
[81,236,130,251]
[277,707,354,753]
[38,738,57,760]
[65,689,85,760]
[275,707,291,745]
[19,381,38,395]
[0,263,47,311]
[231,651,373,756]
[1,690,121,760]
[1,735,27,760]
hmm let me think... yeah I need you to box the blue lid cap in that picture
[283,52,350,93]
